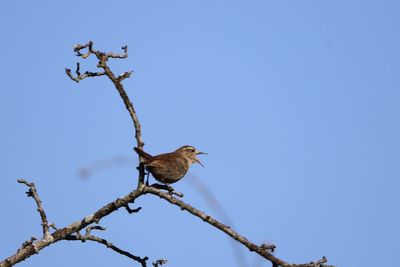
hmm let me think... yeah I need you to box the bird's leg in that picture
[137,163,150,185]
[145,171,150,186]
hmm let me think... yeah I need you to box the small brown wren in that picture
[134,145,207,185]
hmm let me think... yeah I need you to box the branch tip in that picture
[66,233,148,266]
[153,259,168,267]
[124,204,142,214]
[260,243,276,252]
[17,179,50,237]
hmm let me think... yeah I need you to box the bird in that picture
[134,145,207,185]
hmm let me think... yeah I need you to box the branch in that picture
[117,71,133,81]
[123,203,142,214]
[65,226,148,267]
[66,41,146,185]
[0,182,147,267]
[65,63,106,83]
[185,174,250,266]
[66,42,143,148]
[153,259,168,267]
[106,45,128,59]
[143,186,333,267]
[17,179,51,238]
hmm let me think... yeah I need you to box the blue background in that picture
[1,1,399,267]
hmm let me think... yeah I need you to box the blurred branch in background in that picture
[78,155,135,180]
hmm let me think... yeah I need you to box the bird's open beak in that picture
[194,151,207,167]
[194,157,205,167]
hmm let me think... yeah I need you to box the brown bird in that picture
[134,145,207,185]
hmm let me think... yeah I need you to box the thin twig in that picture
[84,225,106,236]
[66,224,148,266]
[65,64,106,83]
[153,259,168,267]
[66,233,148,267]
[118,71,133,81]
[124,203,142,214]
[17,179,51,238]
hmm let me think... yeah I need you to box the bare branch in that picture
[17,179,51,238]
[84,225,106,237]
[153,259,168,267]
[123,203,142,214]
[143,185,333,267]
[260,243,276,252]
[186,174,249,266]
[0,181,146,267]
[91,46,143,149]
[65,63,106,83]
[118,71,133,81]
[106,45,128,59]
[65,41,145,185]
[73,41,93,58]
[66,231,148,267]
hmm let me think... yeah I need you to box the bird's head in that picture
[176,145,207,167]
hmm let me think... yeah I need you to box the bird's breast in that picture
[146,155,190,184]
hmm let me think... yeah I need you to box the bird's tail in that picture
[133,147,153,161]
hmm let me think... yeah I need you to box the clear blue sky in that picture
[1,1,399,267]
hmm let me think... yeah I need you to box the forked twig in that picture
[66,41,146,185]
[17,179,51,238]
